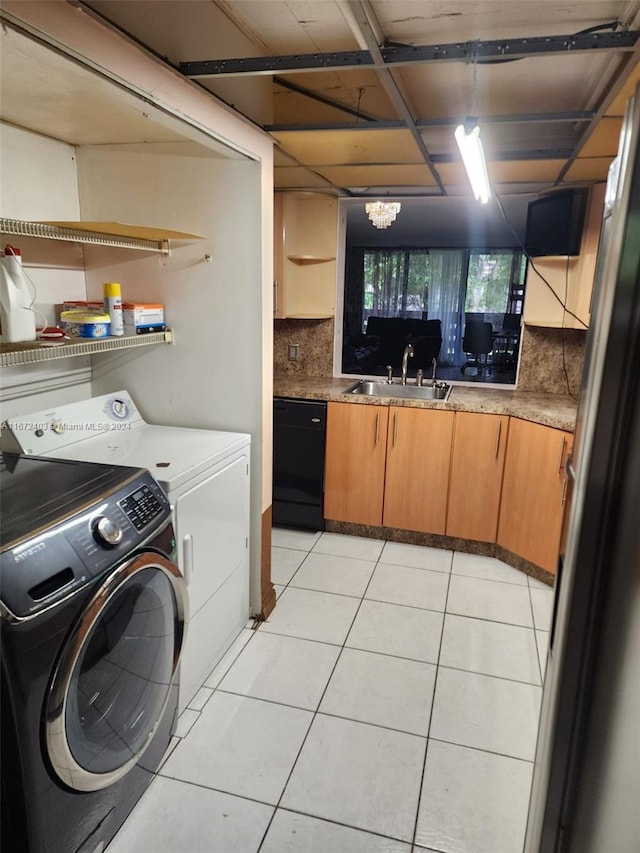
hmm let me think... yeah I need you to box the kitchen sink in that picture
[343,379,452,401]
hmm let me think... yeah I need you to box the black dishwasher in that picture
[273,398,327,530]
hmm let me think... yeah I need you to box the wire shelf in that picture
[0,331,174,368]
[0,218,170,253]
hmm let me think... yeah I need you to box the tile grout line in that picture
[410,547,455,851]
[256,534,402,852]
[528,578,546,683]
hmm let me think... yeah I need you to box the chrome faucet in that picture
[431,357,437,384]
[401,343,414,385]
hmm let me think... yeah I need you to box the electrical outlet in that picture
[288,343,300,361]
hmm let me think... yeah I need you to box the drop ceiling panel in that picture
[402,54,614,121]
[274,70,398,123]
[487,160,569,184]
[605,63,640,115]
[434,159,567,191]
[314,164,438,188]
[272,128,423,165]
[372,0,628,44]
[274,166,333,188]
[221,0,360,53]
[419,123,582,160]
[579,117,624,156]
[564,157,615,181]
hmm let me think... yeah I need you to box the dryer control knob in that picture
[92,516,123,547]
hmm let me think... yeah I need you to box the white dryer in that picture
[3,390,251,712]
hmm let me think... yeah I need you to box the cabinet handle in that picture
[558,436,567,472]
[495,420,502,458]
[561,475,568,506]
[393,411,398,446]
[183,533,194,585]
[375,411,380,445]
[273,279,278,316]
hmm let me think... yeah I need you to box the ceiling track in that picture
[338,0,446,195]
[267,111,595,132]
[179,31,640,77]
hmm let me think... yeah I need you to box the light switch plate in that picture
[288,343,300,361]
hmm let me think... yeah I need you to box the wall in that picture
[0,123,92,421]
[79,141,262,431]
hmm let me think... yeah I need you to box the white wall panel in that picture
[0,123,80,221]
[77,142,265,614]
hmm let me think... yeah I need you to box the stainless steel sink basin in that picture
[343,379,452,401]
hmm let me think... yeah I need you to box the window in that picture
[342,246,526,383]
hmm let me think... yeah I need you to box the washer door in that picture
[45,551,187,792]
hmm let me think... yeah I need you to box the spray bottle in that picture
[0,245,36,343]
[103,282,124,336]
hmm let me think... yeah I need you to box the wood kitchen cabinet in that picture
[497,417,573,573]
[446,411,510,542]
[324,402,388,526]
[273,192,337,319]
[384,406,454,534]
[324,402,454,535]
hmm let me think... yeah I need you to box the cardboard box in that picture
[122,302,165,335]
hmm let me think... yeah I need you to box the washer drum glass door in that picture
[45,551,187,792]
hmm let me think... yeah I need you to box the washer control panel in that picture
[118,485,164,531]
[0,469,172,618]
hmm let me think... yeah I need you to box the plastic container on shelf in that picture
[0,245,36,343]
[60,310,111,339]
[103,282,124,336]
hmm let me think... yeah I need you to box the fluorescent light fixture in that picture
[455,121,491,204]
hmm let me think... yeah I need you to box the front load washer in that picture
[0,453,187,853]
[3,391,251,711]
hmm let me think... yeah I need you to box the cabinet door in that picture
[497,418,573,573]
[383,406,454,534]
[324,402,388,526]
[280,193,337,318]
[446,412,509,542]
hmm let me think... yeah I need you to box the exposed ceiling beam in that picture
[179,31,640,77]
[338,0,446,194]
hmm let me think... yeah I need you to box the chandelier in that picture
[365,201,401,229]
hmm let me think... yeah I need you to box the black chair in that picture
[461,321,494,375]
[492,313,522,368]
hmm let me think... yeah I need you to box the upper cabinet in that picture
[274,192,338,319]
[523,182,606,330]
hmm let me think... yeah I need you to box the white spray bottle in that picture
[0,245,36,343]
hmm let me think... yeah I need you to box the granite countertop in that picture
[273,375,578,431]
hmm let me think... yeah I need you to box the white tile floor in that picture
[108,529,554,853]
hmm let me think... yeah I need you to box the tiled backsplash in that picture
[274,318,335,376]
[517,325,587,396]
